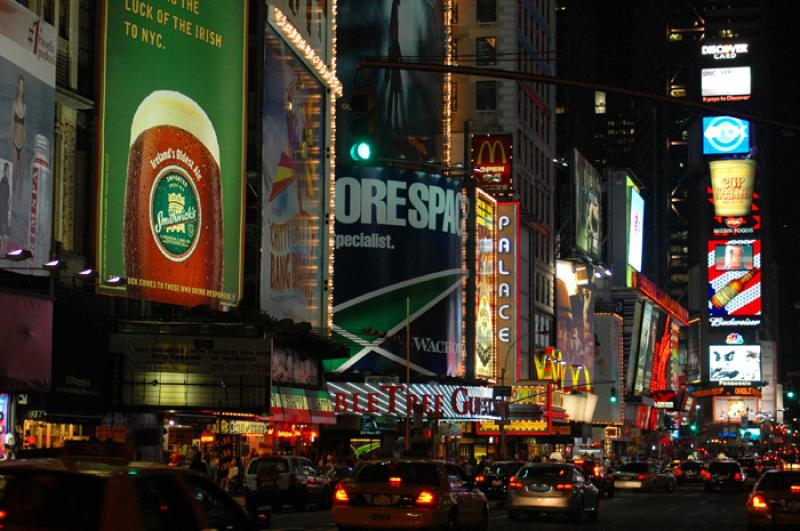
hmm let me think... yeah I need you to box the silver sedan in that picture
[507,463,600,522]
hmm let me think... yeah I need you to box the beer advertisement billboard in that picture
[337,1,445,161]
[707,239,761,327]
[96,1,247,308]
[330,165,465,377]
[471,134,513,194]
[475,189,497,380]
[573,150,602,259]
[0,0,56,274]
[496,202,519,380]
[260,25,328,327]
[555,260,594,388]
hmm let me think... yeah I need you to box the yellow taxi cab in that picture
[331,459,488,530]
[0,442,268,531]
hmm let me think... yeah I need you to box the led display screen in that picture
[709,344,761,383]
[703,116,750,155]
[701,67,751,102]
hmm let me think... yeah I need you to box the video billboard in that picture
[0,0,56,273]
[703,117,750,155]
[330,165,464,376]
[628,186,644,272]
[475,189,497,380]
[709,344,761,383]
[471,134,513,194]
[573,150,602,259]
[713,396,758,423]
[701,67,751,102]
[707,239,761,327]
[96,0,247,309]
[260,25,328,327]
[632,301,659,395]
[336,0,445,161]
[555,260,595,386]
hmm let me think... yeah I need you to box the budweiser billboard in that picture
[471,134,513,193]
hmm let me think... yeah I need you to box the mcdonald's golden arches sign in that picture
[471,134,513,193]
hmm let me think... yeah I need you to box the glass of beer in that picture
[123,90,224,307]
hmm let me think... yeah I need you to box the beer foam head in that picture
[130,90,220,165]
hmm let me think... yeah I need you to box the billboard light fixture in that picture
[42,259,67,271]
[105,275,127,286]
[78,268,97,278]
[4,248,32,261]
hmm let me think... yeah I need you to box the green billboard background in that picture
[96,0,247,306]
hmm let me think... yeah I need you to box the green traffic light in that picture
[788,390,796,399]
[350,141,372,161]
[690,424,698,432]
[610,395,618,403]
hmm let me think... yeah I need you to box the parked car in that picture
[0,458,268,530]
[244,455,329,514]
[672,460,707,485]
[507,463,600,522]
[703,460,747,491]
[571,456,615,497]
[613,462,675,492]
[474,460,526,501]
[331,459,488,530]
[747,470,800,529]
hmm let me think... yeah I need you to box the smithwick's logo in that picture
[412,336,459,355]
[149,166,201,262]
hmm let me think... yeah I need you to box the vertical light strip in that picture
[327,0,338,333]
[443,0,453,165]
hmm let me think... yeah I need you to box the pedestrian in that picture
[207,453,219,484]
[464,457,476,478]
[225,458,241,495]
[189,450,208,474]
[1,443,15,460]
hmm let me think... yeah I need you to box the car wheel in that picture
[442,508,458,530]
[473,506,489,531]
[320,487,333,509]
[508,510,520,521]
[571,499,585,523]
[588,507,599,522]
[294,488,309,511]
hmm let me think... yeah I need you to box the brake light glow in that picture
[593,466,603,477]
[0,509,5,519]
[638,474,646,481]
[475,475,485,483]
[574,459,584,465]
[791,485,800,494]
[334,483,350,504]
[509,476,523,490]
[389,476,402,486]
[416,490,436,506]
[751,494,768,509]
[735,473,742,481]
[555,483,574,491]
[674,468,683,476]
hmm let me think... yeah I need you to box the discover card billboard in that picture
[329,165,465,376]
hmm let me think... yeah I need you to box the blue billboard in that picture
[328,165,465,377]
[703,116,750,155]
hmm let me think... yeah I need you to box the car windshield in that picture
[517,466,572,479]
[709,462,740,473]
[485,463,524,476]
[250,457,288,474]
[355,462,440,485]
[618,463,650,473]
[681,462,704,471]
[758,472,800,490]
[0,471,104,530]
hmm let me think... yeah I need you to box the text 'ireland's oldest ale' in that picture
[123,90,224,308]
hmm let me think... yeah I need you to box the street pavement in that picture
[265,484,749,530]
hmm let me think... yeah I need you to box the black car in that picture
[704,460,747,491]
[475,461,526,501]
[571,457,615,497]
[738,457,759,483]
[673,460,706,485]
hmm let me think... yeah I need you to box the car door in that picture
[182,473,255,530]
[133,473,200,531]
[445,464,478,525]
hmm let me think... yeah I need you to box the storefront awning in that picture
[270,386,335,425]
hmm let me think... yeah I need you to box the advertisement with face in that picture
[628,186,644,272]
[713,396,758,423]
[96,1,247,309]
[330,165,464,376]
[261,25,327,326]
[707,239,761,326]
[555,260,595,384]
[337,0,445,161]
[573,150,602,259]
[709,344,761,383]
[475,190,496,380]
[0,0,56,273]
[272,342,321,387]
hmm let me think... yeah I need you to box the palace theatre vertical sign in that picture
[496,202,520,380]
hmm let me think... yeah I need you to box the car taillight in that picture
[735,473,742,481]
[475,475,485,483]
[674,468,683,476]
[638,474,646,481]
[508,476,523,490]
[0,509,6,519]
[389,476,402,487]
[555,483,574,491]
[334,483,350,504]
[791,485,800,494]
[751,494,768,509]
[416,490,436,506]
[593,466,603,477]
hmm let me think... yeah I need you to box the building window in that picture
[476,0,496,23]
[475,81,497,111]
[476,37,497,66]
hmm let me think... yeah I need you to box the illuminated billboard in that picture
[496,202,520,380]
[556,260,595,387]
[0,0,56,274]
[632,301,658,395]
[96,0,247,308]
[472,135,513,194]
[703,117,750,155]
[475,189,497,380]
[260,25,328,327]
[709,160,755,217]
[707,239,761,327]
[709,344,761,383]
[628,186,644,272]
[701,67,751,103]
[330,165,465,376]
[701,42,749,61]
[713,396,758,423]
[573,150,602,259]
